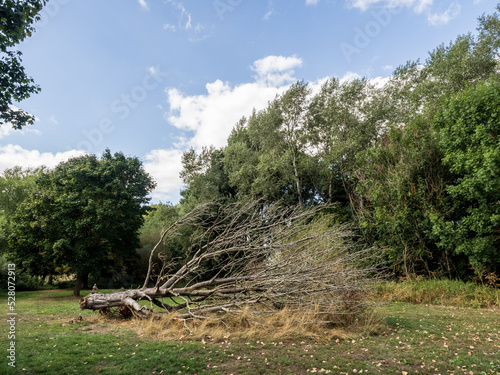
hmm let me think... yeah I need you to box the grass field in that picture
[0,288,499,374]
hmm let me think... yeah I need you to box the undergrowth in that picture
[375,278,499,308]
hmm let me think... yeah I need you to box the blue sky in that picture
[1,0,497,203]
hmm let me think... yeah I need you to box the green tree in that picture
[378,6,500,126]
[224,83,319,206]
[224,111,288,203]
[276,81,311,206]
[7,150,156,295]
[356,118,457,277]
[137,203,184,282]
[0,166,43,271]
[352,5,500,278]
[306,77,378,209]
[0,166,42,215]
[1,0,46,128]
[433,80,500,272]
[179,146,236,210]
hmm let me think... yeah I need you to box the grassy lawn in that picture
[0,289,499,374]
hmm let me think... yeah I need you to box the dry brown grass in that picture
[134,304,384,342]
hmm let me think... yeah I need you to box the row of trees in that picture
[174,6,500,279]
[1,3,499,298]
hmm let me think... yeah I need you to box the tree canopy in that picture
[433,79,500,271]
[0,0,46,128]
[7,150,156,295]
[175,5,500,278]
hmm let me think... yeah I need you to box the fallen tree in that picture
[80,200,383,325]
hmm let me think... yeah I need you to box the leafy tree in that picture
[222,116,260,200]
[7,150,156,295]
[138,203,183,268]
[475,4,500,70]
[352,7,500,278]
[174,5,500,281]
[433,80,500,272]
[378,7,500,126]
[276,81,311,205]
[306,77,378,209]
[356,118,458,277]
[1,0,46,128]
[0,166,42,250]
[179,146,236,210]
[224,83,319,206]
[224,111,288,203]
[0,166,43,213]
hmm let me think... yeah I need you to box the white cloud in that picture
[0,125,41,139]
[0,126,17,139]
[162,0,207,41]
[166,79,286,150]
[165,55,304,150]
[340,71,362,83]
[138,0,149,11]
[349,0,432,12]
[143,149,184,203]
[263,10,274,20]
[306,0,320,5]
[347,0,461,25]
[163,24,176,32]
[0,144,85,173]
[413,0,432,14]
[165,0,198,31]
[427,2,461,26]
[251,55,304,86]
[370,75,391,88]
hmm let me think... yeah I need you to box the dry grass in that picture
[134,304,384,342]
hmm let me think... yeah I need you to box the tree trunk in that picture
[292,152,303,206]
[80,289,154,318]
[74,272,89,296]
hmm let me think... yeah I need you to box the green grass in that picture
[0,289,499,374]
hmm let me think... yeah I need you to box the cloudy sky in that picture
[2,0,497,203]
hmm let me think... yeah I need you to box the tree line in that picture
[171,6,500,279]
[1,3,499,294]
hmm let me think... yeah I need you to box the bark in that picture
[292,151,303,206]
[74,271,89,296]
[80,289,153,318]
